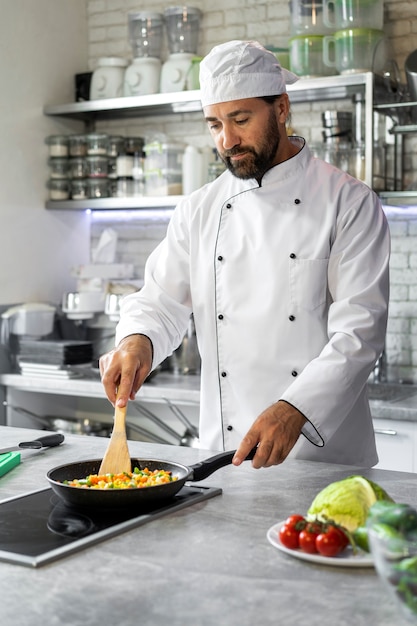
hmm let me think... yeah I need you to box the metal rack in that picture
[44,72,416,210]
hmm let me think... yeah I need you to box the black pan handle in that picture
[189,446,257,482]
[19,433,65,450]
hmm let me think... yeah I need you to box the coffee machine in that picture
[160,6,202,93]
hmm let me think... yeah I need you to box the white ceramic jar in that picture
[90,57,128,100]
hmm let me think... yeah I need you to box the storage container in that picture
[47,179,70,200]
[85,133,109,156]
[68,135,87,157]
[107,136,125,157]
[89,57,128,100]
[70,179,88,200]
[87,178,109,198]
[48,157,70,179]
[69,157,87,179]
[45,135,69,157]
[85,155,108,178]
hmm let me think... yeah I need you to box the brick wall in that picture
[86,0,417,382]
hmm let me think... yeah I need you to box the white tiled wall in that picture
[86,0,417,382]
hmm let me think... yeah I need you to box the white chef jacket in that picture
[116,138,390,466]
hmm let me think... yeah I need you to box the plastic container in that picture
[116,154,134,178]
[85,134,109,156]
[289,0,333,35]
[116,177,134,197]
[85,156,108,178]
[69,157,87,179]
[70,179,88,200]
[323,28,385,74]
[45,135,69,157]
[127,12,164,58]
[87,178,109,198]
[48,157,69,179]
[144,140,184,172]
[289,35,335,77]
[47,179,70,200]
[125,137,145,155]
[323,0,384,31]
[164,6,201,54]
[145,169,182,196]
[186,56,203,89]
[68,135,87,157]
[182,145,203,194]
[107,136,125,157]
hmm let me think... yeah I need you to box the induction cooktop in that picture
[0,484,222,568]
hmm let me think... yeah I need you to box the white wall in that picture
[0,0,91,306]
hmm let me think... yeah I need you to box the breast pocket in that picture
[289,257,329,311]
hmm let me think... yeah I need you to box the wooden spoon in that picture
[99,403,131,475]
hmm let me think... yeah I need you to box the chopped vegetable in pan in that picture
[63,467,178,490]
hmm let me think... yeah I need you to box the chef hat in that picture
[199,40,299,108]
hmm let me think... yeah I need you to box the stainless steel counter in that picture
[368,382,417,422]
[0,370,200,403]
[0,425,414,626]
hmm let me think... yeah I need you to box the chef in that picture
[100,40,390,469]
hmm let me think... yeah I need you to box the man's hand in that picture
[232,401,307,468]
[99,334,153,408]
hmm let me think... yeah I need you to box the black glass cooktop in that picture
[0,484,222,568]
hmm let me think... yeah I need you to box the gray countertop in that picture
[1,425,415,626]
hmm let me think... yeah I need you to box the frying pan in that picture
[46,448,257,510]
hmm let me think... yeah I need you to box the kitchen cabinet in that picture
[373,417,417,472]
[43,72,406,211]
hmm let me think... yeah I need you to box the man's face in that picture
[204,97,283,180]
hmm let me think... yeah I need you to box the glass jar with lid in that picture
[85,133,109,155]
[45,135,69,157]
[125,136,145,155]
[48,157,70,179]
[47,179,70,200]
[87,178,109,198]
[68,134,87,157]
[108,136,125,157]
[70,179,88,200]
[69,157,87,179]
[85,155,108,178]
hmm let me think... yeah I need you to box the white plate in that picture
[267,521,374,568]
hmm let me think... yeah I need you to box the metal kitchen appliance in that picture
[160,6,202,93]
[0,485,221,567]
[0,303,56,370]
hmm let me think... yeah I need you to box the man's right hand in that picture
[99,334,153,408]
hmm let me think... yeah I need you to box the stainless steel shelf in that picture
[43,73,374,121]
[45,195,182,211]
[379,191,417,207]
[44,90,203,120]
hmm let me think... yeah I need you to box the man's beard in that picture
[219,109,281,180]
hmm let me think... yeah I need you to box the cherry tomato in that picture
[299,522,323,554]
[279,524,300,550]
[331,525,349,550]
[316,527,347,557]
[283,514,306,532]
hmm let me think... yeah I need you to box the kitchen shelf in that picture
[43,90,203,121]
[379,191,417,207]
[43,73,375,121]
[45,195,182,211]
[45,72,417,209]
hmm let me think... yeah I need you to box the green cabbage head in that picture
[307,475,393,532]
